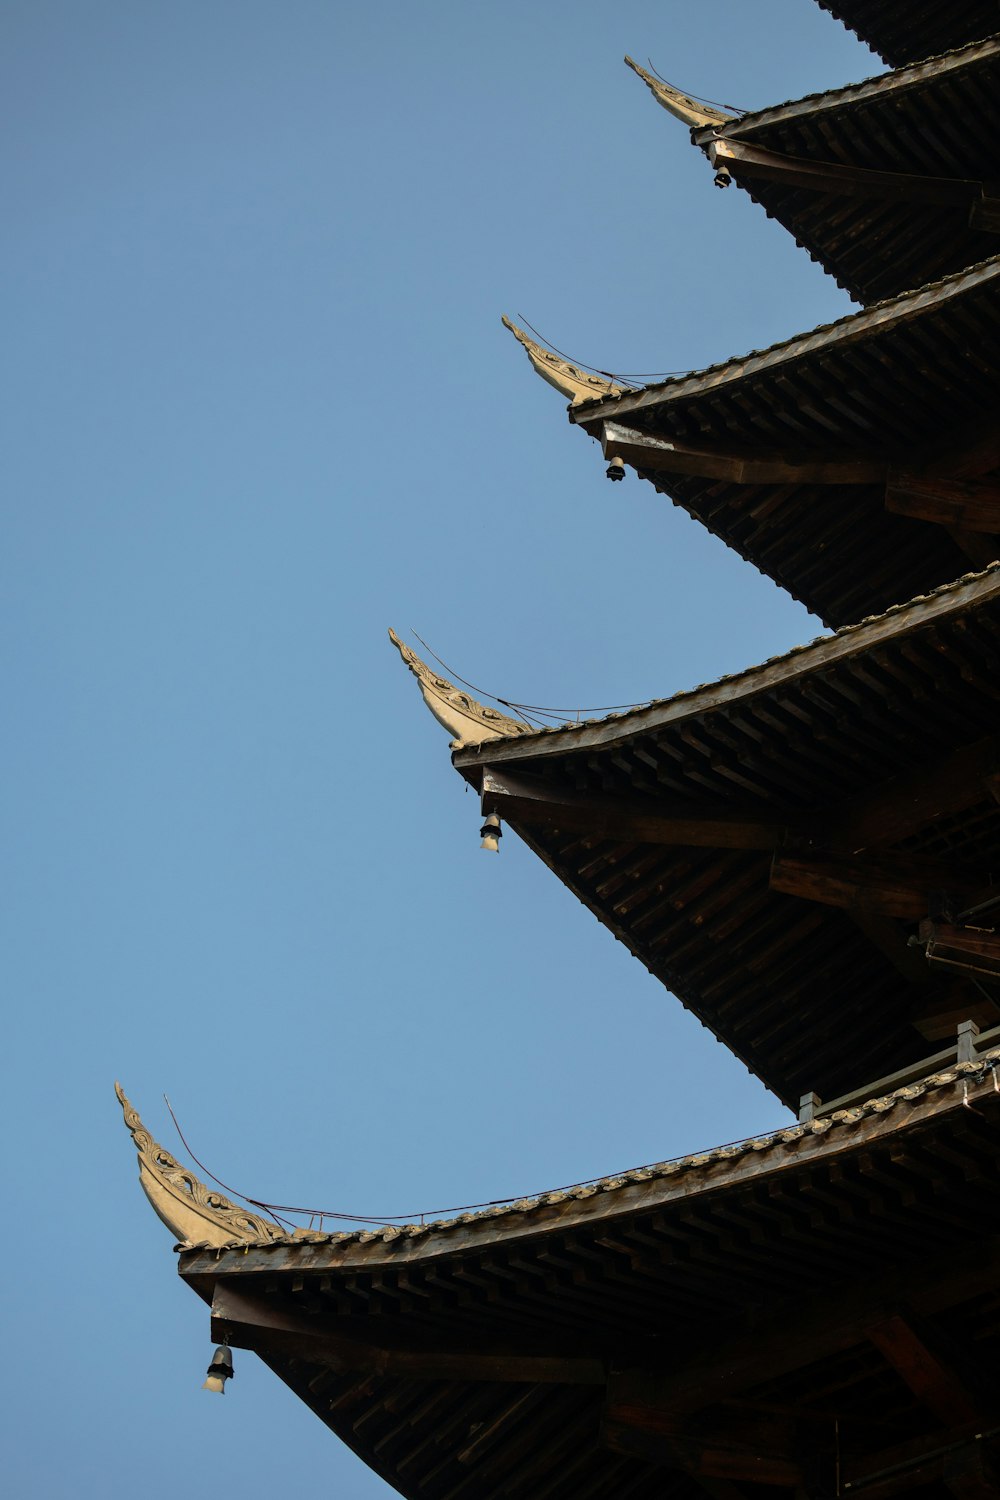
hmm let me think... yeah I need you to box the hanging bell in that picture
[606,455,626,482]
[480,812,502,853]
[203,1344,234,1394]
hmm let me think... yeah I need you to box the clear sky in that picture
[3,3,878,1494]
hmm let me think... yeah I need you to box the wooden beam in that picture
[604,1239,1000,1424]
[708,137,988,210]
[924,420,1000,481]
[833,739,1000,852]
[770,852,981,920]
[210,1283,606,1384]
[849,911,932,985]
[480,767,792,851]
[920,921,1000,982]
[603,1416,803,1488]
[865,1314,982,1426]
[842,1425,1000,1499]
[600,419,886,487]
[887,474,1000,533]
[911,985,1000,1042]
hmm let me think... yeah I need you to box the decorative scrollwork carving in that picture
[501,316,623,405]
[115,1083,284,1247]
[388,630,528,749]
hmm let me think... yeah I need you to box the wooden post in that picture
[957,1020,980,1064]
[799,1092,821,1124]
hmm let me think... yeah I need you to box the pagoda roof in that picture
[512,255,1000,629]
[678,36,1000,306]
[121,1062,1000,1498]
[814,0,1000,66]
[390,564,1000,1109]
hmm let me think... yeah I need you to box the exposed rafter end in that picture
[388,629,528,750]
[624,55,733,130]
[500,316,622,406]
[115,1083,284,1248]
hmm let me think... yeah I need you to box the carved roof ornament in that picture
[388,629,529,750]
[115,1083,284,1248]
[501,316,623,405]
[624,55,734,129]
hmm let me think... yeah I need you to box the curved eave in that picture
[448,565,1000,767]
[691,34,1000,139]
[570,256,1000,426]
[179,1055,1000,1271]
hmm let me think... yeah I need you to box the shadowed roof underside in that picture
[815,0,1000,65]
[687,37,1000,305]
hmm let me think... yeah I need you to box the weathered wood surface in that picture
[211,1283,606,1384]
[710,136,986,209]
[600,419,886,487]
[770,851,984,920]
[480,768,792,851]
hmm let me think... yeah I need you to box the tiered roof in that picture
[123,7,1000,1496]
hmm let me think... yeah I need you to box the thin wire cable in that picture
[515,315,692,385]
[165,1096,805,1228]
[411,632,651,723]
[646,57,749,116]
[164,1095,299,1232]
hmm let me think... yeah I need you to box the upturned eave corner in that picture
[388,628,528,751]
[115,1082,284,1250]
[500,315,623,406]
[623,55,734,130]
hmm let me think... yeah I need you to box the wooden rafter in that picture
[211,1282,606,1385]
[707,137,993,213]
[833,738,1000,851]
[770,852,984,920]
[886,475,1000,534]
[480,768,793,851]
[599,419,886,486]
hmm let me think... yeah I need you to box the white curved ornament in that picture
[115,1083,284,1247]
[624,56,733,129]
[501,316,622,406]
[388,630,528,750]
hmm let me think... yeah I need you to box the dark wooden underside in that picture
[694,41,1000,305]
[574,259,1000,629]
[181,1077,1000,1499]
[455,575,1000,1109]
[814,2,999,66]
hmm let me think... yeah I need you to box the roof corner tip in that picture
[501,313,622,406]
[388,627,528,750]
[623,54,733,130]
[115,1081,283,1250]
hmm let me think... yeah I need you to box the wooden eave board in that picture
[452,569,1000,1106]
[814,1,1000,66]
[571,259,1000,628]
[691,39,1000,305]
[180,1072,1000,1500]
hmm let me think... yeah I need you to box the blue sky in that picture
[3,3,877,1493]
